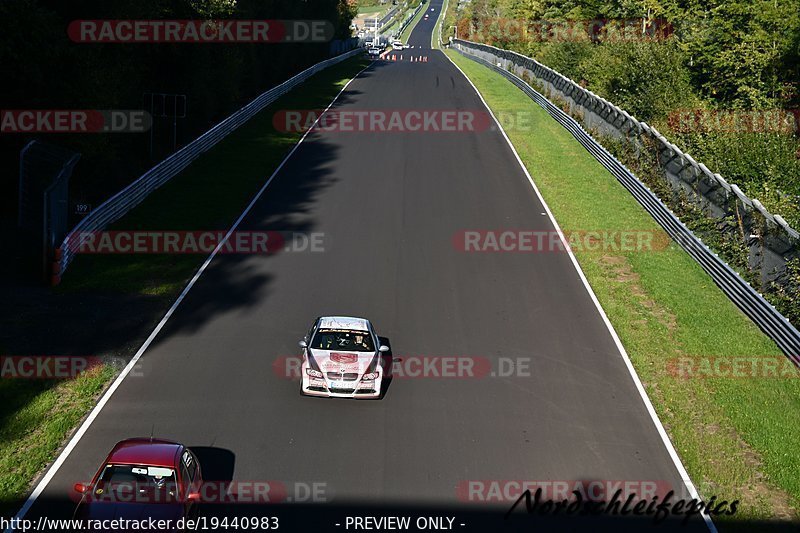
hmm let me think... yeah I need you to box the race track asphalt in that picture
[19,2,710,531]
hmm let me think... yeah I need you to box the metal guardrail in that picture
[361,5,398,36]
[453,40,800,366]
[55,47,363,282]
[436,0,448,47]
[379,5,400,28]
[362,3,422,46]
[451,40,800,289]
[395,2,425,38]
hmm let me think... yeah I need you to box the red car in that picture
[73,438,203,524]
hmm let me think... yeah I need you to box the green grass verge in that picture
[446,49,800,527]
[382,21,399,36]
[0,364,116,516]
[357,7,382,16]
[60,55,370,296]
[0,55,369,515]
[357,1,385,17]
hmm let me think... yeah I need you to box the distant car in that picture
[392,40,404,50]
[299,316,390,399]
[424,15,429,20]
[364,39,373,47]
[368,46,383,57]
[73,438,202,525]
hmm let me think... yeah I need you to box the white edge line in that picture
[5,56,374,533]
[442,50,717,533]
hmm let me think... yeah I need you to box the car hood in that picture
[308,349,377,374]
[76,502,185,522]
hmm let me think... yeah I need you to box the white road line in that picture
[4,57,374,533]
[442,50,717,533]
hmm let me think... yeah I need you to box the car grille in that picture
[326,372,359,381]
[328,387,356,394]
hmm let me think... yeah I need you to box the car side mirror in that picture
[299,340,308,349]
[187,492,201,503]
[74,483,88,494]
[379,345,389,353]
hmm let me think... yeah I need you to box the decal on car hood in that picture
[309,349,374,373]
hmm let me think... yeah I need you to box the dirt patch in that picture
[599,254,677,332]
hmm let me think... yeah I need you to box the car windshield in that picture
[311,329,375,352]
[92,464,178,503]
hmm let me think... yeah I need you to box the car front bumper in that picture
[301,364,382,399]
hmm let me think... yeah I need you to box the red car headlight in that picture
[306,368,323,378]
[362,372,379,381]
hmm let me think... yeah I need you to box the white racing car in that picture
[299,316,390,399]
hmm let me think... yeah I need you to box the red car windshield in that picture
[91,464,179,504]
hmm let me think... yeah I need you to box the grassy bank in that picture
[446,49,800,527]
[0,55,370,515]
[357,0,385,16]
[0,364,115,517]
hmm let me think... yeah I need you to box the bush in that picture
[572,40,698,122]
[671,131,800,227]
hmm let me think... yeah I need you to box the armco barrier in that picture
[436,0,449,47]
[55,47,362,281]
[452,40,800,367]
[452,40,800,289]
[395,2,425,37]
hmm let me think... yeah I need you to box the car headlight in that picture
[306,368,323,378]
[362,372,379,381]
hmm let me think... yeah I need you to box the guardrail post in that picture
[51,246,62,286]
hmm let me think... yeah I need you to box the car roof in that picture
[107,438,182,468]
[318,316,370,331]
